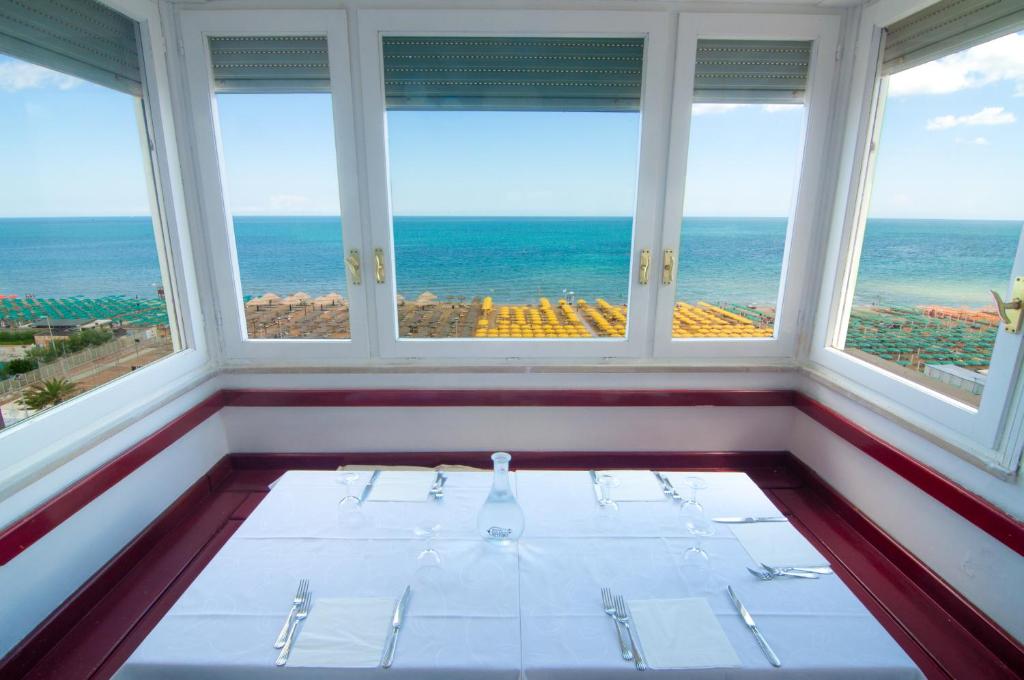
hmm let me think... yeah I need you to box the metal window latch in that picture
[991,277,1024,334]
[638,249,651,285]
[345,250,361,285]
[374,248,385,284]
[662,249,675,285]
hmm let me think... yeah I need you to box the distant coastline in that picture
[1,215,1019,308]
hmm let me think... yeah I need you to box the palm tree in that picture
[19,378,79,411]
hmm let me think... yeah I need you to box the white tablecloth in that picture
[117,470,923,679]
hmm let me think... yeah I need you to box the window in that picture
[376,35,646,344]
[654,23,837,359]
[0,1,180,430]
[673,41,810,340]
[208,36,351,340]
[836,15,1024,407]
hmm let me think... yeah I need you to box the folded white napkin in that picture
[370,471,438,502]
[598,470,666,502]
[730,521,830,567]
[288,597,394,668]
[628,598,741,669]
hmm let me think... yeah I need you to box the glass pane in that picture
[840,31,1024,406]
[383,37,642,340]
[0,50,178,430]
[214,90,350,340]
[674,103,805,339]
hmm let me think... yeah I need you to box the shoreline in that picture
[1,293,998,405]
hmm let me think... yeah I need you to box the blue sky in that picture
[0,30,1021,220]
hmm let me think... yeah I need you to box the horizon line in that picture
[1,214,1023,222]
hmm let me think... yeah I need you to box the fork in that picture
[747,566,818,581]
[275,589,311,666]
[274,579,309,648]
[613,595,646,671]
[763,563,833,575]
[652,471,682,501]
[601,587,632,660]
[430,472,448,500]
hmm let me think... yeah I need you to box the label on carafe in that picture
[486,526,513,539]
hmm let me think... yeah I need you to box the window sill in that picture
[800,362,1018,481]
[0,352,216,505]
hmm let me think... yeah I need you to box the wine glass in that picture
[680,476,708,511]
[681,502,716,592]
[336,471,363,525]
[597,473,619,511]
[414,503,443,569]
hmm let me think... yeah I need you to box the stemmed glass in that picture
[414,503,443,569]
[336,471,363,525]
[680,476,708,510]
[680,502,716,592]
[597,473,620,511]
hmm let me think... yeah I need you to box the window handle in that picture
[991,278,1024,333]
[662,249,675,285]
[374,248,386,284]
[638,249,651,285]
[345,249,361,285]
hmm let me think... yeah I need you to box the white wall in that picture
[224,405,793,453]
[219,369,797,453]
[0,389,230,659]
[800,376,1024,521]
[790,379,1024,644]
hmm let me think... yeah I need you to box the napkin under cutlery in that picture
[729,521,830,568]
[628,598,741,669]
[369,471,438,502]
[288,597,395,668]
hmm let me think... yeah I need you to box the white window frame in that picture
[809,0,1024,471]
[0,0,209,492]
[652,13,841,361]
[355,9,673,360]
[178,9,372,362]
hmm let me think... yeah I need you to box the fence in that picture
[0,335,168,399]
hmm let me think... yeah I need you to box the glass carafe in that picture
[477,452,525,543]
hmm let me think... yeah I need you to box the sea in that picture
[1,216,1019,307]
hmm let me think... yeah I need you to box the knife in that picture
[358,470,381,505]
[587,470,606,505]
[713,516,788,523]
[381,585,412,669]
[727,585,781,667]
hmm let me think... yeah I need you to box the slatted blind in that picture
[208,36,330,93]
[0,0,141,95]
[694,40,813,104]
[883,0,1024,75]
[381,36,644,112]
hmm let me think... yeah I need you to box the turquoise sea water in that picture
[0,216,1019,307]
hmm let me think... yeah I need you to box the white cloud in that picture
[954,136,990,145]
[925,106,1015,130]
[268,194,310,210]
[888,32,1024,97]
[0,61,81,92]
[691,103,803,115]
[692,103,742,115]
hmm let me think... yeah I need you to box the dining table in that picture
[116,468,923,679]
